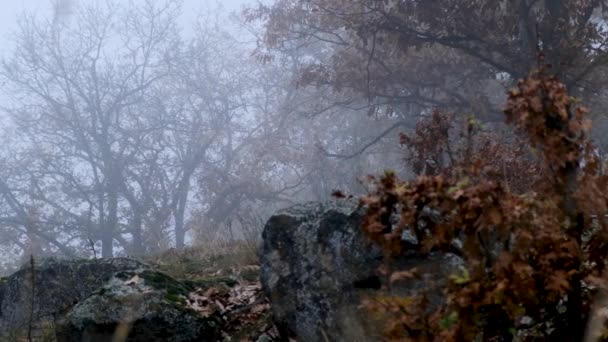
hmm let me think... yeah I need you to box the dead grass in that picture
[141,240,260,283]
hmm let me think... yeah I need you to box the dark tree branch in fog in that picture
[318,121,414,159]
[0,0,419,270]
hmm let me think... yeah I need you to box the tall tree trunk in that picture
[131,211,144,255]
[101,229,113,258]
[551,94,584,341]
[97,183,109,257]
[119,180,146,256]
[517,0,536,70]
[174,192,187,249]
[173,168,194,249]
[102,172,119,258]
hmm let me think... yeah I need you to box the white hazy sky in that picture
[0,0,252,52]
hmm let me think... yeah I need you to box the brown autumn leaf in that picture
[546,271,572,295]
[390,269,419,284]
[486,207,502,225]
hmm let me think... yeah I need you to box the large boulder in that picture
[55,268,221,342]
[0,257,148,338]
[0,277,6,314]
[259,199,463,341]
[0,257,223,341]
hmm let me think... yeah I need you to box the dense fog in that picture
[0,0,407,274]
[1,0,608,277]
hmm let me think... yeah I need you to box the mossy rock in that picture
[0,257,149,339]
[239,268,260,282]
[56,269,222,342]
[184,276,238,289]
[165,292,187,305]
[114,269,197,307]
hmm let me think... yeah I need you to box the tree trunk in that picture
[102,174,119,258]
[517,0,535,70]
[131,211,144,255]
[174,194,187,249]
[101,230,113,258]
[173,169,193,249]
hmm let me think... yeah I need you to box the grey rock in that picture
[55,269,221,342]
[255,334,271,342]
[0,277,6,315]
[0,257,148,338]
[259,199,463,341]
[0,257,222,341]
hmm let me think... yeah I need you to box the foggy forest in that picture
[2,0,608,341]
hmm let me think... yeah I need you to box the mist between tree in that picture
[0,0,408,274]
[0,0,605,294]
[2,0,608,340]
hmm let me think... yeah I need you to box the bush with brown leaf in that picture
[360,64,608,341]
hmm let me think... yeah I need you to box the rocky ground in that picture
[0,243,280,342]
[1,199,462,342]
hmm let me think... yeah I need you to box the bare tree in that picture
[1,0,180,257]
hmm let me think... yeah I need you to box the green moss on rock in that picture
[164,292,186,305]
[139,270,192,296]
[56,268,223,341]
[184,276,237,289]
[239,268,260,282]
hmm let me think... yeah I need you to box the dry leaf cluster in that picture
[360,66,608,341]
[187,280,276,341]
